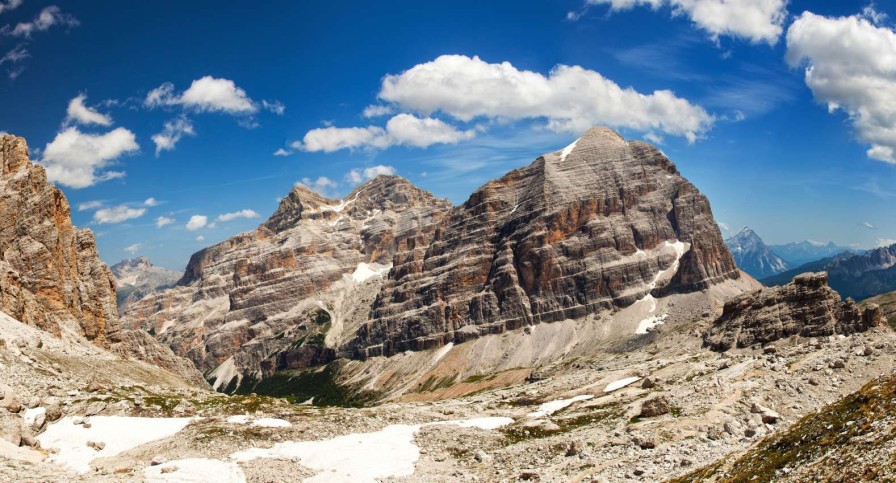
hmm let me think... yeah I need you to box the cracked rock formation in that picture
[352,126,740,358]
[0,134,118,343]
[704,272,885,351]
[121,175,452,387]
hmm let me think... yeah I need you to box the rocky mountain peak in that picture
[261,184,338,233]
[704,271,884,351]
[725,227,789,279]
[1,134,31,177]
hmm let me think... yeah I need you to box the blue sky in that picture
[1,0,895,270]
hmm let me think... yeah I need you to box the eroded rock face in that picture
[111,256,181,312]
[121,175,452,387]
[351,127,739,358]
[704,272,885,351]
[0,135,118,343]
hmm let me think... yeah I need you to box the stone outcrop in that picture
[0,135,118,343]
[704,272,885,351]
[121,175,451,388]
[351,127,739,358]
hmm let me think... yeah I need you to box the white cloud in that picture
[185,215,208,231]
[273,148,292,156]
[216,209,260,222]
[151,117,195,155]
[145,76,257,114]
[295,113,476,152]
[1,5,79,38]
[92,205,146,224]
[41,127,139,188]
[144,197,158,207]
[297,176,338,194]
[585,0,788,44]
[196,235,205,243]
[877,238,896,248]
[262,100,285,115]
[786,12,896,164]
[377,55,713,141]
[717,221,730,232]
[124,243,142,254]
[0,43,28,79]
[65,94,112,126]
[862,221,876,230]
[155,216,174,228]
[77,200,103,211]
[0,0,23,16]
[345,165,397,185]
[362,105,394,118]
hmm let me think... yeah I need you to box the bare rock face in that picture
[0,135,118,343]
[111,256,181,312]
[121,175,451,388]
[351,127,739,358]
[704,272,885,351]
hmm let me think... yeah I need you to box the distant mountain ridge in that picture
[768,240,855,267]
[762,243,896,301]
[111,256,182,311]
[725,227,790,279]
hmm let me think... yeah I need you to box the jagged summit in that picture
[725,226,790,279]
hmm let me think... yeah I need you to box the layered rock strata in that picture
[352,126,739,358]
[704,272,885,351]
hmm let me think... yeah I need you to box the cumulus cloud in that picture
[196,235,205,243]
[65,94,112,126]
[0,0,23,16]
[151,117,195,155]
[145,76,258,114]
[77,200,103,211]
[124,243,141,254]
[216,209,260,222]
[877,238,896,248]
[1,5,79,38]
[584,0,788,44]
[185,215,208,231]
[273,148,292,156]
[377,55,713,141]
[295,113,476,152]
[41,127,139,188]
[362,105,394,118]
[144,197,158,207]
[297,176,338,194]
[155,216,174,228]
[345,165,396,185]
[92,205,146,224]
[787,12,896,164]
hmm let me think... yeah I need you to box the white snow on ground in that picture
[432,342,454,363]
[230,417,513,483]
[23,407,45,426]
[226,415,292,428]
[604,377,642,393]
[631,240,690,320]
[527,395,594,418]
[636,313,669,335]
[144,458,246,483]
[38,416,196,474]
[351,262,392,283]
[559,138,579,161]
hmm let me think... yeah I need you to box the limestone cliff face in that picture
[704,272,885,351]
[0,135,118,343]
[351,127,739,358]
[121,175,452,386]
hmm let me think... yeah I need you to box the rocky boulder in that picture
[704,272,885,351]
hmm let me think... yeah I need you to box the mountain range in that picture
[725,226,855,280]
[110,256,181,312]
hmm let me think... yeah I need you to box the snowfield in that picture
[38,416,197,474]
[604,377,641,393]
[144,457,246,483]
[527,395,594,418]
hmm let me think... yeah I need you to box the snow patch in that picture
[432,342,454,363]
[636,313,668,334]
[23,407,45,426]
[559,138,579,162]
[209,357,240,391]
[38,416,196,474]
[230,417,513,483]
[527,395,594,418]
[144,457,246,483]
[351,262,392,283]
[604,377,641,393]
[633,240,690,314]
[226,415,292,428]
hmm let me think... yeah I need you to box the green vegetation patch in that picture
[234,362,381,407]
